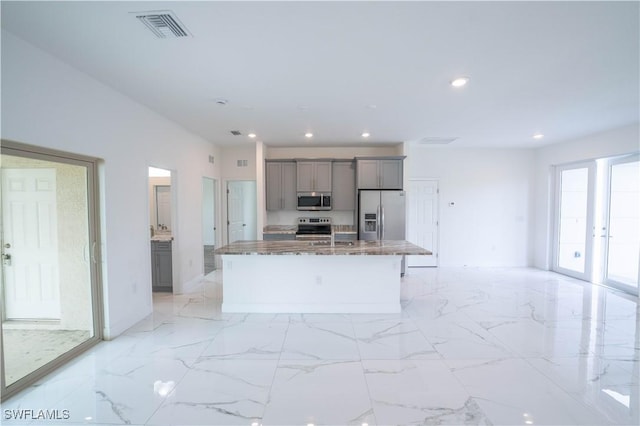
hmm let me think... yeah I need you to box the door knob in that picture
[3,243,10,249]
[2,254,11,266]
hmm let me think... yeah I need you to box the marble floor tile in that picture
[527,355,639,425]
[281,321,360,360]
[447,358,612,425]
[482,318,592,357]
[41,356,193,425]
[353,319,439,360]
[363,359,492,425]
[415,317,515,359]
[2,267,638,426]
[262,360,375,425]
[199,322,288,359]
[146,359,277,425]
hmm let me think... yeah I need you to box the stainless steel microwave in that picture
[297,193,332,211]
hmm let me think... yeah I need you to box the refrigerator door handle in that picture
[381,204,385,239]
[376,204,381,239]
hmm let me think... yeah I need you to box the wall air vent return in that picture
[418,137,458,145]
[134,10,191,38]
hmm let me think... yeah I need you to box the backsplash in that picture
[267,210,355,226]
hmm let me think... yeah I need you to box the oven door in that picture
[297,194,323,210]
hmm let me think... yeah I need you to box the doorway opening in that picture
[226,181,257,244]
[148,167,174,292]
[553,153,639,295]
[0,141,103,401]
[202,177,218,275]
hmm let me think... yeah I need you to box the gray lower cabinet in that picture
[356,158,404,190]
[266,161,297,211]
[151,241,173,291]
[263,233,296,241]
[332,161,356,210]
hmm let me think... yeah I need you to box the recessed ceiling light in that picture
[305,132,313,138]
[533,133,544,139]
[450,77,469,87]
[361,132,370,138]
[248,133,257,138]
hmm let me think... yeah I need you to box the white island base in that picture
[221,255,402,313]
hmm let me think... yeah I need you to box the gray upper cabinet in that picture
[332,161,356,210]
[296,161,332,192]
[356,157,404,189]
[266,161,296,211]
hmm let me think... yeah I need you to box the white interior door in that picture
[1,168,60,319]
[227,181,246,243]
[603,155,639,294]
[554,162,595,281]
[407,180,439,267]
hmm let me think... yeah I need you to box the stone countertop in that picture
[215,240,431,256]
[151,235,173,242]
[263,225,297,235]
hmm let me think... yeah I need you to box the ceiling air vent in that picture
[134,11,191,38]
[230,130,242,136]
[418,137,458,145]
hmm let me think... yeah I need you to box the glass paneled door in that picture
[603,155,639,295]
[554,162,596,281]
[0,141,102,401]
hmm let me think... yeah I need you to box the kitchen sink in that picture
[308,241,355,247]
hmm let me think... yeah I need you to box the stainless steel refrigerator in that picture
[358,190,407,274]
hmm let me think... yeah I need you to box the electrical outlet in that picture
[315,275,322,285]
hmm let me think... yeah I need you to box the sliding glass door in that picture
[0,141,102,401]
[603,155,639,295]
[554,162,596,281]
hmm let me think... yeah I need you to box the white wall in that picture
[1,31,222,338]
[533,123,640,269]
[221,146,257,180]
[407,145,536,267]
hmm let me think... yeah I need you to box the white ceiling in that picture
[2,1,638,148]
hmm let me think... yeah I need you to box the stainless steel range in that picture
[295,217,332,242]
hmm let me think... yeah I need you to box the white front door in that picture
[407,179,439,267]
[1,168,60,319]
[227,182,245,243]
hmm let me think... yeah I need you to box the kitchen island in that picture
[214,240,430,313]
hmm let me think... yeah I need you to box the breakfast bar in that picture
[215,240,430,314]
